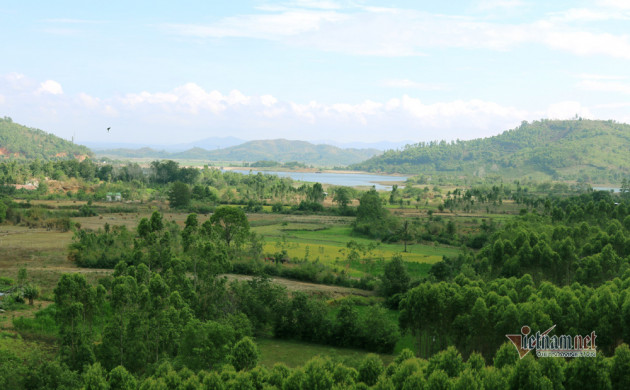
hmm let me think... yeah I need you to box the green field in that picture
[257,338,395,368]
[254,222,460,278]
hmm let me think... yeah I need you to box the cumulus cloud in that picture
[2,74,629,144]
[36,80,63,95]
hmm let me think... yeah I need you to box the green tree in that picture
[230,337,260,371]
[308,182,325,203]
[611,344,630,389]
[82,362,108,390]
[210,206,250,249]
[168,181,192,208]
[380,254,410,299]
[22,283,39,305]
[108,366,137,390]
[358,354,383,386]
[333,187,351,209]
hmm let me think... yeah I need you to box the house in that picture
[106,192,122,202]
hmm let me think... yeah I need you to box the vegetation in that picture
[3,129,630,389]
[353,119,630,184]
[0,117,92,160]
[96,139,381,167]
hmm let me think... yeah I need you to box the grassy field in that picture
[254,221,460,278]
[257,338,395,368]
[0,226,111,298]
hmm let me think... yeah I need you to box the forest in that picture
[1,156,630,389]
[0,117,92,161]
[352,119,630,184]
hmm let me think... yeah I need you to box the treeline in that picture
[401,273,630,359]
[3,338,630,389]
[432,191,630,285]
[0,159,346,214]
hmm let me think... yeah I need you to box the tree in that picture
[230,337,260,371]
[380,254,410,298]
[108,365,137,390]
[333,187,351,209]
[210,206,250,249]
[354,189,391,238]
[308,183,325,203]
[82,362,108,390]
[168,181,191,208]
[22,283,39,305]
[398,220,413,252]
[358,354,383,386]
[611,344,630,389]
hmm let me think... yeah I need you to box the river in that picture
[226,169,407,190]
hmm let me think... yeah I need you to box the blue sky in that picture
[1,0,629,145]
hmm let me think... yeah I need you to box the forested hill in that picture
[97,139,381,167]
[352,119,630,184]
[0,117,92,160]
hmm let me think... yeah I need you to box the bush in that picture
[230,337,260,371]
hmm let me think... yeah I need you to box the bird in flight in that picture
[107,127,111,132]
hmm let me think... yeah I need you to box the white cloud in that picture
[547,8,630,22]
[164,10,347,40]
[78,92,100,108]
[163,6,630,59]
[36,80,63,95]
[0,94,5,104]
[3,74,630,144]
[545,101,593,119]
[260,95,278,107]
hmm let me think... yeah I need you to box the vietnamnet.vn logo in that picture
[506,325,597,358]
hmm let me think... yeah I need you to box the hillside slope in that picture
[0,117,92,160]
[97,139,381,167]
[352,119,630,184]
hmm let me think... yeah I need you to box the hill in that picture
[96,139,381,167]
[351,119,630,184]
[0,117,92,160]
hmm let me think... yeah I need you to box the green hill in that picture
[0,117,92,160]
[352,119,630,184]
[97,139,381,167]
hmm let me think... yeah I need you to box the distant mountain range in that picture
[0,117,92,160]
[85,138,410,152]
[94,139,382,167]
[83,136,245,152]
[351,119,630,184]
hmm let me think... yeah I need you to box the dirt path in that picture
[222,274,375,298]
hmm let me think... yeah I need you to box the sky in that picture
[1,0,630,146]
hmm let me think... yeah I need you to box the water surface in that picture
[227,169,407,190]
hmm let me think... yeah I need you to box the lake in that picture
[226,169,407,190]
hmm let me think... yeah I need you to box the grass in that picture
[257,338,395,368]
[254,222,460,278]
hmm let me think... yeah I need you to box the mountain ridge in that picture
[0,117,92,160]
[351,119,630,184]
[95,138,382,167]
